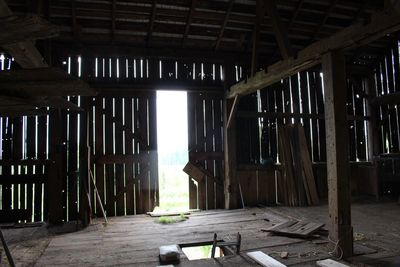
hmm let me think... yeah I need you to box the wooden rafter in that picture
[310,0,338,42]
[0,67,96,97]
[287,0,305,31]
[71,0,81,40]
[0,0,48,68]
[265,0,294,59]
[0,15,58,46]
[227,7,400,99]
[147,0,157,46]
[251,0,263,75]
[111,0,116,42]
[214,0,235,51]
[182,0,197,47]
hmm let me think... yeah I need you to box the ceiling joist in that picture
[228,7,400,99]
[147,0,157,46]
[0,14,59,46]
[182,0,197,48]
[214,0,235,51]
[265,0,294,59]
[0,67,96,97]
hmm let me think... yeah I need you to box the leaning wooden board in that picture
[262,220,324,238]
[247,251,287,267]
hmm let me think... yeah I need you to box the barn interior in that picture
[0,0,400,266]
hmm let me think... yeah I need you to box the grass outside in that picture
[158,164,189,211]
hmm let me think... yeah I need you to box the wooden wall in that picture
[373,38,400,197]
[0,116,50,222]
[187,92,224,210]
[88,93,158,217]
[234,68,372,205]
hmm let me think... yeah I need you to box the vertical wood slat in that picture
[36,115,47,222]
[48,109,65,224]
[205,98,215,209]
[133,97,142,214]
[12,118,23,211]
[148,93,158,210]
[105,97,115,216]
[308,72,319,162]
[26,117,36,222]
[95,97,105,217]
[139,95,150,213]
[213,98,224,209]
[68,97,78,220]
[187,93,198,209]
[114,97,125,216]
[2,118,12,212]
[195,95,206,210]
[315,72,326,161]
[124,97,135,215]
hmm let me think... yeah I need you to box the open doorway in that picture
[156,91,189,211]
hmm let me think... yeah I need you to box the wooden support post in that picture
[322,50,353,258]
[48,109,65,224]
[224,61,238,209]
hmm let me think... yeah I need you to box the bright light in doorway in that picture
[156,90,189,211]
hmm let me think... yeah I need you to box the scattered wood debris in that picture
[262,220,324,238]
[280,251,289,259]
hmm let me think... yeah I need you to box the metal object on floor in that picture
[211,232,241,258]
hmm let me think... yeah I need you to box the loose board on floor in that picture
[262,220,324,238]
[316,259,350,267]
[247,251,287,267]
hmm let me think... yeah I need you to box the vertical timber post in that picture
[224,60,238,209]
[322,50,353,258]
[48,109,65,224]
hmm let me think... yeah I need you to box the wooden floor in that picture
[2,200,400,266]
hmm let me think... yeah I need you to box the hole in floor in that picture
[180,241,230,260]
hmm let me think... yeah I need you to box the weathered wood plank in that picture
[322,51,353,258]
[228,8,400,99]
[0,14,58,45]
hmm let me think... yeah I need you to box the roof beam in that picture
[265,0,294,59]
[0,0,47,68]
[0,14,58,46]
[111,0,116,43]
[71,0,81,41]
[182,0,197,48]
[0,67,96,97]
[214,0,235,51]
[227,7,400,99]
[287,0,305,31]
[309,0,338,42]
[251,0,263,75]
[147,0,157,46]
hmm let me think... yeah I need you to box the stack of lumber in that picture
[278,124,319,206]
